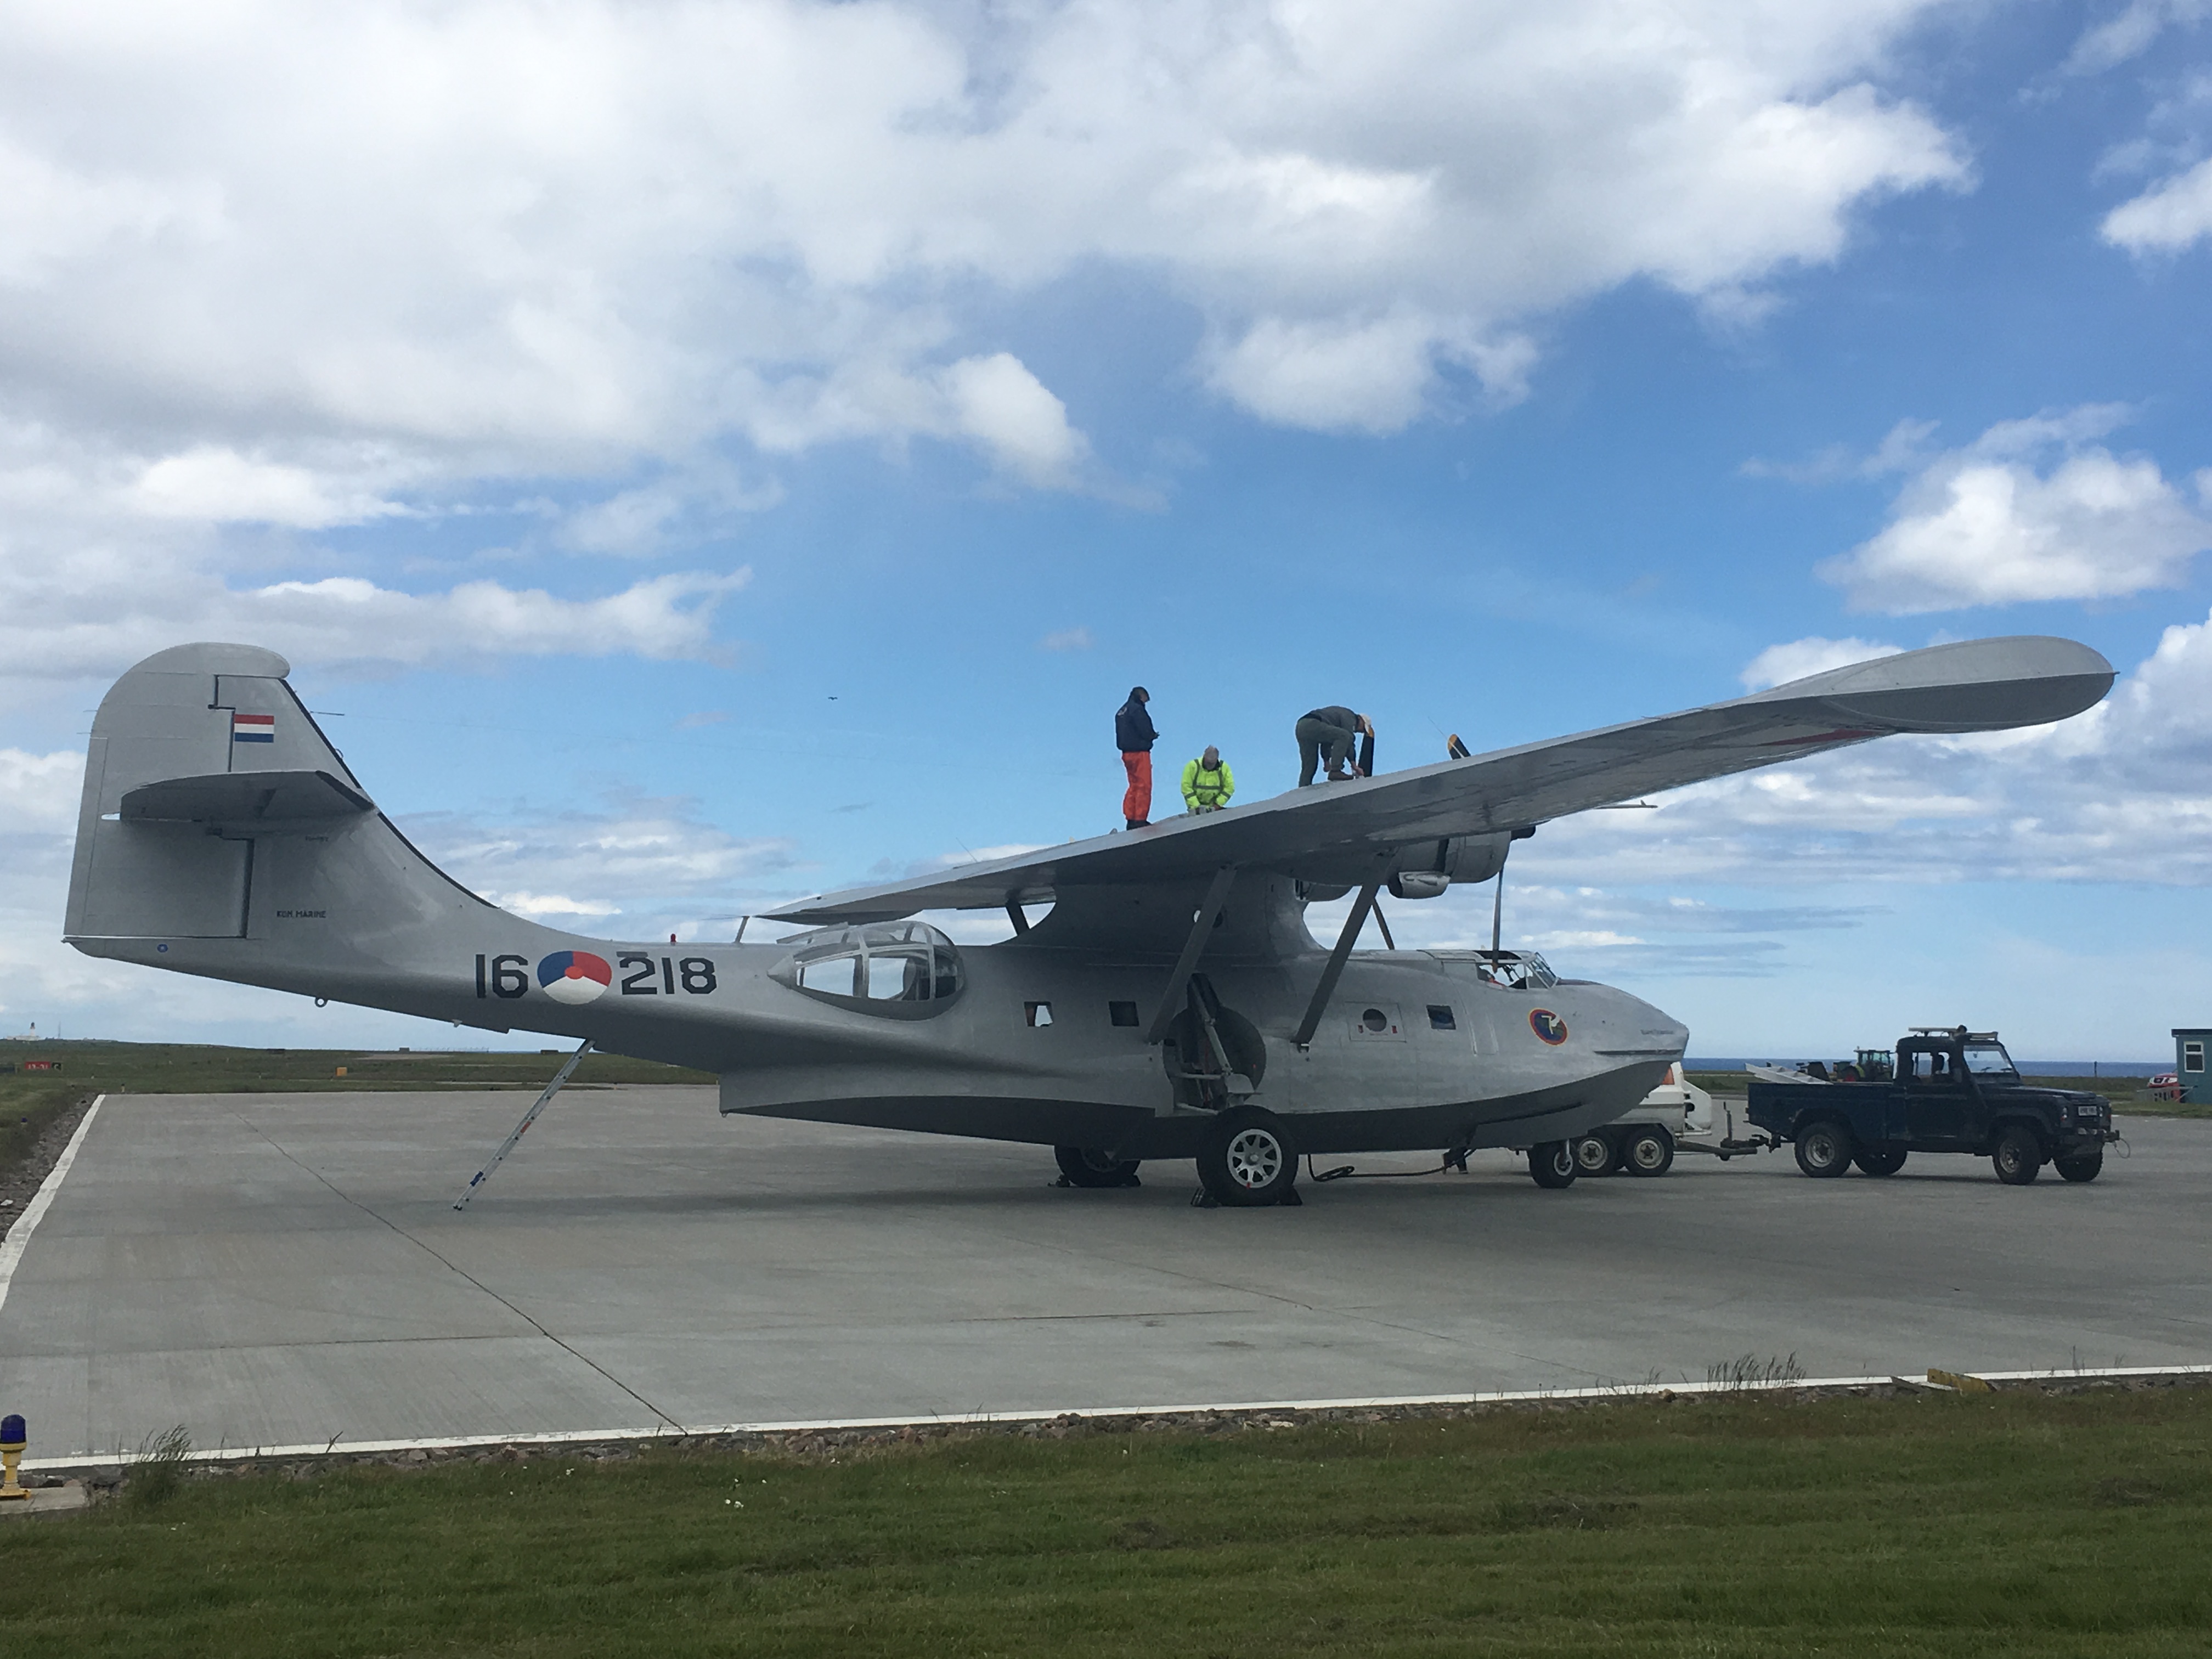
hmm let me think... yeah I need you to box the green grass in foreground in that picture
[7,1389,2209,1657]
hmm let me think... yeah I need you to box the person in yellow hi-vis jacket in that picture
[1181,746,1235,814]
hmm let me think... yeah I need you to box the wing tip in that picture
[1751,635,2115,732]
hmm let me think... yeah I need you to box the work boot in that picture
[1125,817,1149,829]
[1325,768,1352,782]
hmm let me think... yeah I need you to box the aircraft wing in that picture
[764,636,2113,925]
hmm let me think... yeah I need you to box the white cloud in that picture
[487,891,624,919]
[1741,416,1938,483]
[1818,408,2212,613]
[0,748,83,832]
[937,353,1088,487]
[1740,636,1905,691]
[402,793,800,926]
[1527,606,2212,889]
[1038,627,1093,652]
[126,446,409,529]
[2104,155,2212,253]
[0,544,752,691]
[2065,1,2212,75]
[0,0,1968,502]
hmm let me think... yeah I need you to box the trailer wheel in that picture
[1853,1146,1907,1177]
[1054,1147,1142,1188]
[1792,1118,1854,1179]
[1196,1109,1299,1206]
[1571,1134,1615,1175]
[2044,1150,2097,1186]
[1991,1125,2044,1186]
[1528,1141,1578,1188]
[1622,1125,1674,1177]
[2055,1148,2103,1183]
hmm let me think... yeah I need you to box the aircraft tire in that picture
[1991,1125,2044,1186]
[1621,1125,1674,1177]
[1792,1119,1854,1179]
[1054,1146,1142,1188]
[1571,1134,1615,1175]
[1853,1146,1908,1177]
[1196,1110,1300,1207]
[1528,1141,1578,1188]
[2055,1148,2104,1183]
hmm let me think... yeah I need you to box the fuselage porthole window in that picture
[770,921,964,1019]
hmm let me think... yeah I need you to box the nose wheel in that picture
[1528,1141,1578,1188]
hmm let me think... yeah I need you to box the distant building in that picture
[2172,1028,2212,1104]
[3,1020,35,1041]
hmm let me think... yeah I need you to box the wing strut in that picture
[1143,865,1238,1045]
[1293,864,1389,1048]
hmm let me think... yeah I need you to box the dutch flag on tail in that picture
[232,712,275,743]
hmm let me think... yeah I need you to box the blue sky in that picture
[3,0,2211,1059]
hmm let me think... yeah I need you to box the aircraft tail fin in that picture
[65,642,488,947]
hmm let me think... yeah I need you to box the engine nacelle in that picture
[1287,827,1531,896]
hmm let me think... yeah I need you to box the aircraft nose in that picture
[1587,984,1688,1058]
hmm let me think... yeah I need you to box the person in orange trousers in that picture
[1114,686,1157,828]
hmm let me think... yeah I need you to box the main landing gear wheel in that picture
[1528,1141,1578,1188]
[1054,1146,1142,1188]
[1195,1109,1300,1207]
[1792,1119,1854,1179]
[1853,1146,1908,1177]
[2055,1148,2104,1183]
[1621,1125,1674,1177]
[1991,1125,2044,1186]
[1571,1134,1615,1175]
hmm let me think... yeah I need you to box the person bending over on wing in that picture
[1295,706,1372,786]
[1115,685,1158,828]
[1182,746,1234,814]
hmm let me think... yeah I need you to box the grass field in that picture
[5,1387,2207,1657]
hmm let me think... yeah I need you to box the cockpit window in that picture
[771,921,964,1018]
[1430,950,1559,990]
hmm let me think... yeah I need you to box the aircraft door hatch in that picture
[1161,974,1264,1114]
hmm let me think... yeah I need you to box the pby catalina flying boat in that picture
[66,639,2112,1206]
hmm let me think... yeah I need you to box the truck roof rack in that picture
[1906,1026,2001,1042]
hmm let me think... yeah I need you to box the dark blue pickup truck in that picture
[1747,1028,2118,1184]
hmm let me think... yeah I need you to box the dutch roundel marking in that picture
[232,712,275,743]
[537,950,614,1005]
[1528,1008,1569,1046]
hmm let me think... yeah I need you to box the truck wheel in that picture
[1853,1146,1907,1177]
[1991,1125,2043,1186]
[1792,1119,1854,1179]
[1054,1146,1142,1188]
[2055,1148,2103,1183]
[1195,1110,1299,1206]
[1571,1134,1615,1175]
[1528,1141,1578,1188]
[1622,1125,1674,1177]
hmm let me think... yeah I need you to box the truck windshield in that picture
[1962,1043,2018,1079]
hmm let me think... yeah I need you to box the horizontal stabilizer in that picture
[120,769,375,827]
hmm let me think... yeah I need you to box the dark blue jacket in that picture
[1115,697,1157,753]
